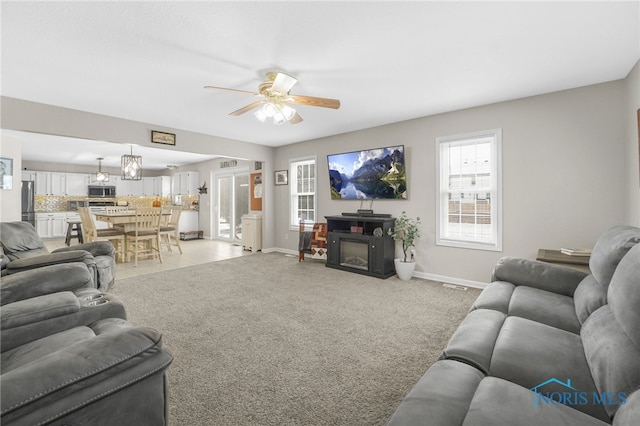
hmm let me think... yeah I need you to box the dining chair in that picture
[103,207,129,228]
[78,207,126,262]
[159,208,183,254]
[124,208,163,267]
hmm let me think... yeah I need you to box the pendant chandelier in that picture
[121,146,142,180]
[95,157,109,182]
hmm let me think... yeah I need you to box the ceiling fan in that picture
[205,72,340,125]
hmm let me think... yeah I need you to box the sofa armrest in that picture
[0,263,95,305]
[440,309,507,375]
[1,319,173,425]
[386,360,485,426]
[491,257,588,297]
[1,291,80,330]
[1,289,127,351]
[5,250,96,275]
[53,240,115,258]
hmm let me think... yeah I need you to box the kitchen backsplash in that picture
[35,195,199,212]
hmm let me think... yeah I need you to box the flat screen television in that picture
[327,145,407,200]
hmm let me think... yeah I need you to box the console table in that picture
[536,248,591,273]
[325,214,396,279]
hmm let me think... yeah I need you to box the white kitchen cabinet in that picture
[65,173,91,196]
[34,172,67,196]
[36,212,67,238]
[143,176,171,196]
[178,210,199,233]
[65,212,81,223]
[172,172,200,195]
[241,214,262,252]
[114,176,144,196]
[22,171,36,181]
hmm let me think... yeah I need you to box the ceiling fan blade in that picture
[289,112,304,124]
[271,72,298,94]
[229,101,263,116]
[289,95,341,109]
[204,86,259,96]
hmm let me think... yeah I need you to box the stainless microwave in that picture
[88,185,116,198]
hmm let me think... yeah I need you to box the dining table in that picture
[94,210,171,233]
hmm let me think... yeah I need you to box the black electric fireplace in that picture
[325,214,396,279]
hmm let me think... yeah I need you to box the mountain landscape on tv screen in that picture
[328,146,407,200]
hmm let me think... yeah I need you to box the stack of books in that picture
[560,248,592,257]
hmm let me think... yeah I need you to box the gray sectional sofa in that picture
[387,225,640,426]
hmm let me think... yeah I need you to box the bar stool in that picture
[65,220,84,246]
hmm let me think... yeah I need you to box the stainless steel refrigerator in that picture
[21,180,35,226]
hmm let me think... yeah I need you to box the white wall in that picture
[0,135,23,222]
[0,97,276,248]
[625,60,640,226]
[273,79,629,284]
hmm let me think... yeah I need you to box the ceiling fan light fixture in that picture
[253,101,297,125]
[272,111,287,125]
[280,104,296,121]
[254,106,269,122]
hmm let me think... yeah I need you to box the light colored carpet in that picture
[112,252,482,426]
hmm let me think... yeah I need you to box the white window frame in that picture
[436,129,502,251]
[289,157,317,230]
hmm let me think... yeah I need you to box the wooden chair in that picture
[78,207,126,262]
[124,208,163,267]
[160,208,183,254]
[104,206,129,228]
[298,221,328,262]
[105,206,129,214]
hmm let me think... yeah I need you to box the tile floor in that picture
[44,237,253,280]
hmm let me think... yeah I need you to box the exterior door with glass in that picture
[216,172,249,243]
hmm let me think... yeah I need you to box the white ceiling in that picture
[2,1,639,169]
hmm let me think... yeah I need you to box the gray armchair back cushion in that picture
[581,243,640,418]
[573,225,640,325]
[589,225,640,288]
[0,221,48,260]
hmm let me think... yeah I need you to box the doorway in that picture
[215,170,249,243]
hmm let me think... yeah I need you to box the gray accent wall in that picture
[273,77,635,283]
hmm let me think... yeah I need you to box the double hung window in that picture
[290,158,316,229]
[436,129,502,251]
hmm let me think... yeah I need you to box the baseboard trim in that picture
[267,248,488,289]
[413,271,487,289]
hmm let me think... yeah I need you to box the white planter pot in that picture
[394,258,416,281]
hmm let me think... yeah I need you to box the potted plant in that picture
[388,211,422,280]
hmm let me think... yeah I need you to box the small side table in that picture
[536,249,591,273]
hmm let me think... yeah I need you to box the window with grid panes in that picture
[436,129,502,251]
[290,158,316,229]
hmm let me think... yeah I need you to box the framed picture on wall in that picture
[0,157,13,190]
[151,130,176,146]
[275,170,288,186]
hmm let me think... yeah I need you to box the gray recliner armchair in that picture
[1,262,127,351]
[1,221,116,291]
[0,257,172,425]
[1,317,173,425]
